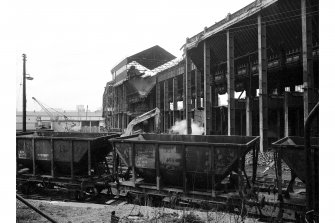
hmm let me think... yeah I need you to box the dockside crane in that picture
[32,97,74,132]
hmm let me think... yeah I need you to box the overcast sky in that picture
[4,0,254,111]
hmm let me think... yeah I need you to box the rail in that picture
[16,194,58,223]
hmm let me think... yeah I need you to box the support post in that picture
[258,14,268,152]
[246,97,253,136]
[87,141,91,176]
[164,80,169,132]
[195,68,201,108]
[156,81,161,133]
[246,56,253,136]
[185,50,192,134]
[183,62,186,121]
[112,143,117,177]
[172,77,176,124]
[50,139,54,177]
[284,92,289,137]
[71,141,74,180]
[32,139,36,176]
[213,88,218,133]
[301,0,315,122]
[227,30,235,136]
[204,41,212,135]
[252,145,259,183]
[155,143,161,190]
[22,54,27,132]
[123,83,127,118]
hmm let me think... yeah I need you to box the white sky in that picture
[2,0,252,112]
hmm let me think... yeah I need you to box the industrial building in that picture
[103,0,319,152]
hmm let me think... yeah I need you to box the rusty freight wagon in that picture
[272,136,319,220]
[16,132,119,198]
[109,134,259,203]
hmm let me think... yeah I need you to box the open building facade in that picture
[103,0,319,151]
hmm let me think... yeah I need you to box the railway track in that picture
[17,175,306,222]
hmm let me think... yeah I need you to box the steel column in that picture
[183,58,186,122]
[227,30,235,136]
[87,141,91,176]
[172,77,177,126]
[195,68,201,108]
[22,54,27,132]
[156,81,162,133]
[258,14,268,152]
[123,84,127,128]
[284,92,289,137]
[204,41,212,135]
[155,143,161,190]
[164,80,169,132]
[50,139,54,177]
[301,0,315,122]
[173,77,178,124]
[246,97,252,136]
[32,138,36,176]
[185,51,192,134]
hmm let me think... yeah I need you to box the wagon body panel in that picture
[272,136,319,184]
[111,134,259,188]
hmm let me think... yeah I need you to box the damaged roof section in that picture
[110,45,176,86]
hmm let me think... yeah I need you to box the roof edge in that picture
[185,0,278,50]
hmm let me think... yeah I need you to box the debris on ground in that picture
[16,199,259,223]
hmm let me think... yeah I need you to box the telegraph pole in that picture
[22,54,27,132]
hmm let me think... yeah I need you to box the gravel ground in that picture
[16,199,260,223]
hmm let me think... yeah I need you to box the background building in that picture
[103,0,319,153]
[102,45,176,132]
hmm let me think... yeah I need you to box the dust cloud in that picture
[169,119,204,135]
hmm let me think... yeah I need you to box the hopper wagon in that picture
[109,134,260,205]
[16,131,120,199]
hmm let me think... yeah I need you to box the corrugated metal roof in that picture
[142,57,184,78]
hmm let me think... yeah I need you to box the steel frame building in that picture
[104,0,319,152]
